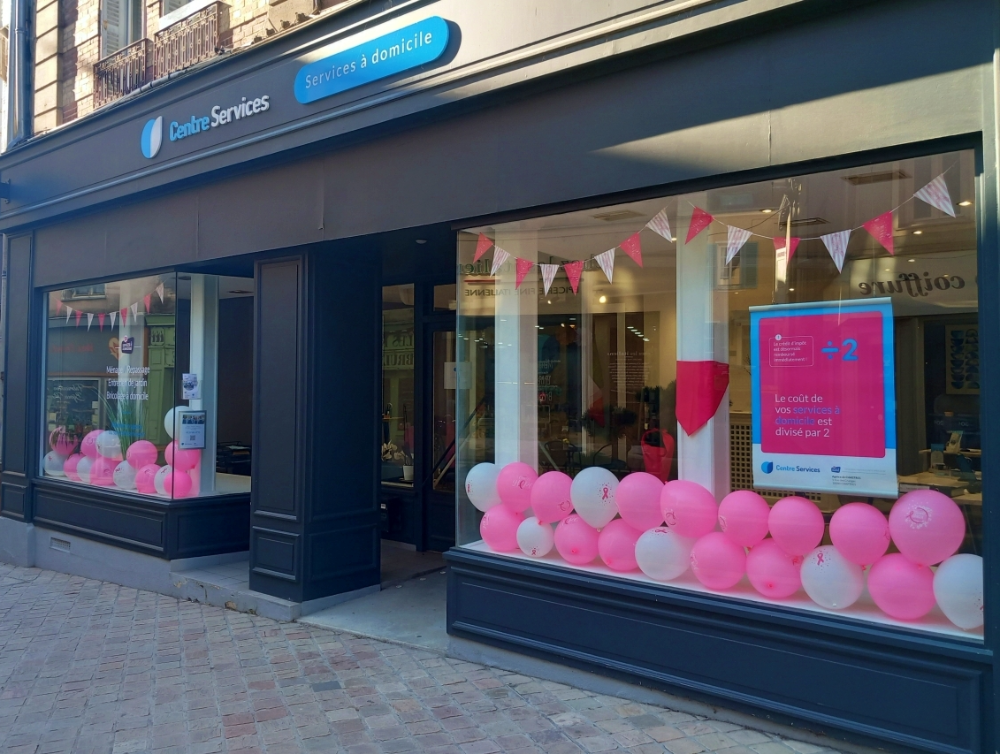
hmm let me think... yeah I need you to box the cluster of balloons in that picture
[466,462,983,631]
[43,410,202,499]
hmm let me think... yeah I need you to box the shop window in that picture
[382,284,416,485]
[457,149,984,638]
[43,273,253,499]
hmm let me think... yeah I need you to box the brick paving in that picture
[0,563,847,754]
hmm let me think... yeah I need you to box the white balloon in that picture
[163,408,177,439]
[934,554,984,630]
[800,546,864,610]
[635,527,696,582]
[154,465,173,497]
[96,430,123,460]
[570,467,619,529]
[76,456,93,485]
[113,460,137,491]
[517,517,554,558]
[465,462,502,512]
[43,451,67,477]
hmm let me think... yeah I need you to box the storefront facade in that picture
[0,0,997,750]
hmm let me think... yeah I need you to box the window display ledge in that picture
[445,547,990,754]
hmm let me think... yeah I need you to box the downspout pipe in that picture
[6,0,33,148]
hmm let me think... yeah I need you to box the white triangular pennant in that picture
[539,264,559,295]
[65,306,72,324]
[646,209,672,241]
[131,302,139,320]
[86,313,94,331]
[914,174,956,218]
[821,230,852,272]
[109,311,117,328]
[156,283,165,303]
[491,248,510,276]
[726,225,752,264]
[594,249,615,283]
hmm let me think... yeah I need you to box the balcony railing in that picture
[94,39,151,108]
[154,2,222,80]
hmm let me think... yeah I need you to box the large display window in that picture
[43,273,253,498]
[456,150,984,638]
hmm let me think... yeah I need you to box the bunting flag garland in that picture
[155,283,165,303]
[726,225,752,264]
[120,307,128,326]
[143,294,152,314]
[98,313,106,330]
[65,306,72,324]
[773,236,800,262]
[540,264,559,295]
[619,233,643,267]
[109,311,117,329]
[863,211,895,255]
[514,258,534,289]
[75,310,83,326]
[646,209,672,241]
[131,302,139,321]
[564,260,584,294]
[490,248,510,276]
[676,361,730,436]
[474,233,493,263]
[821,230,851,272]
[914,174,956,217]
[86,313,94,331]
[686,207,714,243]
[56,300,63,316]
[594,249,616,283]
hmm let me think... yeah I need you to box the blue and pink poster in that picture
[750,298,897,497]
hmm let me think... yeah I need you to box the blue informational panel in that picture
[750,298,897,497]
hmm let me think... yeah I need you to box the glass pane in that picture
[382,285,416,485]
[434,283,457,311]
[457,149,982,639]
[431,330,457,493]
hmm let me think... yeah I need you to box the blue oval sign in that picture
[295,16,450,105]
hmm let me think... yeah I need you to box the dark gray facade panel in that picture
[33,490,166,552]
[251,527,299,580]
[3,235,32,475]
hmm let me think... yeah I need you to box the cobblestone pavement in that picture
[0,564,847,754]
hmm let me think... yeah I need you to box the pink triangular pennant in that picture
[65,306,72,324]
[564,261,584,294]
[646,209,672,241]
[594,249,615,283]
[725,225,752,264]
[676,361,730,436]
[821,230,852,272]
[56,300,63,315]
[98,313,106,331]
[863,211,895,255]
[514,258,534,289]
[109,311,117,329]
[539,264,559,295]
[75,310,83,327]
[86,313,94,331]
[490,248,510,276]
[144,294,152,313]
[131,302,139,321]
[686,207,714,243]
[773,237,801,261]
[474,233,493,264]
[121,307,128,325]
[619,233,643,267]
[156,283,165,303]
[914,174,956,218]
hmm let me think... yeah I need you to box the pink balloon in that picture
[80,430,102,459]
[660,480,718,538]
[165,442,200,473]
[616,473,664,531]
[829,503,890,565]
[530,471,574,524]
[868,553,936,621]
[480,505,524,552]
[496,462,538,513]
[597,519,642,572]
[126,440,159,470]
[135,464,161,495]
[746,539,802,599]
[690,532,746,590]
[718,490,770,548]
[63,454,83,482]
[164,469,193,499]
[768,497,825,556]
[554,514,600,565]
[888,490,965,566]
[89,456,117,487]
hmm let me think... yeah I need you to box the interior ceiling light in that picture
[912,230,923,235]
[843,169,908,185]
[789,287,795,291]
[959,200,972,207]
[599,295,608,304]
[908,258,916,262]
[761,208,773,214]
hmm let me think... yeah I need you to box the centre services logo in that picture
[140,116,163,159]
[761,461,774,474]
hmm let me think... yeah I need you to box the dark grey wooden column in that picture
[1,234,36,522]
[249,246,381,603]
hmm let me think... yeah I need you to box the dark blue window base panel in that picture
[445,549,991,754]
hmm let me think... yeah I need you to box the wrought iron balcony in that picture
[154,2,223,80]
[93,39,151,108]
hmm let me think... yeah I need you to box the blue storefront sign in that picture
[294,16,450,105]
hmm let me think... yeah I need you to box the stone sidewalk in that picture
[0,563,847,754]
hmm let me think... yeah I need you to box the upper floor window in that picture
[100,0,143,58]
